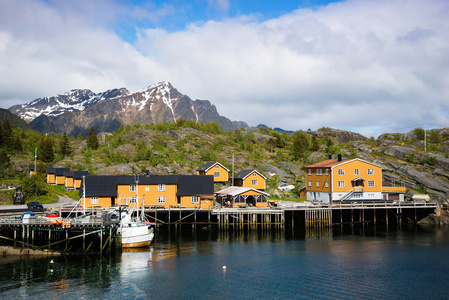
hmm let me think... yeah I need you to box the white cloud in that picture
[0,0,448,137]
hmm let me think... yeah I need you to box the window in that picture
[368,181,375,187]
[354,169,359,175]
[158,184,165,191]
[325,169,329,176]
[368,169,374,175]
[91,197,98,205]
[338,169,345,175]
[316,180,320,187]
[215,165,219,169]
[338,181,345,188]
[317,169,322,175]
[252,179,258,186]
[308,180,312,187]
[129,197,137,204]
[158,196,165,203]
[145,187,149,192]
[191,196,199,203]
[308,169,311,176]
[325,181,329,188]
[252,173,256,176]
[368,194,374,198]
[214,172,220,178]
[130,184,136,192]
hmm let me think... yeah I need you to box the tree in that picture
[429,130,441,144]
[87,127,99,150]
[291,133,308,160]
[0,120,12,148]
[59,131,72,156]
[0,148,10,178]
[21,174,46,197]
[413,128,425,140]
[311,135,320,151]
[39,136,54,163]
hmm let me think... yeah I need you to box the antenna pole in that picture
[424,123,427,152]
[232,150,235,186]
[34,148,37,177]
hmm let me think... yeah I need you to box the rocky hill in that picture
[8,82,248,136]
[0,109,30,130]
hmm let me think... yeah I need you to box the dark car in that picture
[27,201,44,211]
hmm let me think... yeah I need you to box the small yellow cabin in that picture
[197,162,229,183]
[233,169,266,191]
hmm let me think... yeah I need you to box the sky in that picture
[0,0,448,137]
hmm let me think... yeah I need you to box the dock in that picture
[0,201,437,253]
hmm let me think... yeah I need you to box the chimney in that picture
[338,154,342,161]
[328,154,332,160]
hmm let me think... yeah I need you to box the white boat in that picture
[120,211,154,248]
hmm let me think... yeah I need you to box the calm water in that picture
[1,227,449,299]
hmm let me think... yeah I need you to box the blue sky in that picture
[0,0,448,137]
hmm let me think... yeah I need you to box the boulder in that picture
[96,163,137,175]
[398,165,449,194]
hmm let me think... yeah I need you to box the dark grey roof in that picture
[233,169,267,180]
[71,171,89,179]
[29,165,35,171]
[79,176,118,198]
[196,162,229,172]
[177,175,214,196]
[46,167,55,174]
[234,169,256,179]
[52,168,70,176]
[197,162,216,172]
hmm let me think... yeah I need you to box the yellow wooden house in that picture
[80,174,214,209]
[233,169,267,191]
[64,171,89,190]
[305,155,406,203]
[46,167,70,185]
[196,162,230,183]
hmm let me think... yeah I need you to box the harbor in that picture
[0,201,437,254]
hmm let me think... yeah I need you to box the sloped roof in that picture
[177,175,214,196]
[234,169,267,180]
[64,171,89,178]
[306,159,353,168]
[29,165,35,171]
[196,162,229,172]
[79,176,118,198]
[215,186,270,197]
[47,167,70,176]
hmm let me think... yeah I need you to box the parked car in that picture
[27,201,44,211]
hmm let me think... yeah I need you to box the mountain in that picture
[257,124,295,134]
[9,82,248,135]
[0,108,31,130]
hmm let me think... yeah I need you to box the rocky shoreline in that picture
[417,211,449,226]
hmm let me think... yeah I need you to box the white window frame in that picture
[308,180,312,187]
[252,173,257,176]
[158,196,165,203]
[368,181,375,187]
[130,184,136,192]
[325,181,329,188]
[145,187,149,192]
[251,179,258,186]
[355,169,359,175]
[325,169,329,176]
[215,165,219,169]
[338,181,345,188]
[214,172,220,178]
[338,169,345,175]
[158,184,165,192]
[191,196,199,203]
[317,169,322,175]
[129,197,137,204]
[316,180,320,187]
[309,169,312,176]
[91,197,99,205]
[368,169,374,175]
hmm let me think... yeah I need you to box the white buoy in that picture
[50,259,54,264]
[222,266,227,270]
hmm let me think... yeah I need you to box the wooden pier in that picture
[0,202,437,253]
[0,216,121,254]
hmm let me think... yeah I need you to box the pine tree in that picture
[39,136,54,163]
[291,133,308,160]
[311,135,320,151]
[59,131,72,156]
[87,127,99,150]
[0,120,12,148]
